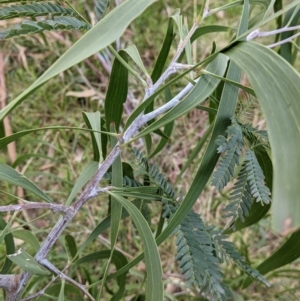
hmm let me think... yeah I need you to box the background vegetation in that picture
[0,0,300,300]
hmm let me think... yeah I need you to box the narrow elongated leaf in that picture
[191,25,230,43]
[105,51,128,131]
[225,42,300,232]
[124,45,149,77]
[108,192,163,301]
[13,230,40,252]
[0,215,15,273]
[0,126,113,151]
[273,0,283,42]
[243,228,300,288]
[58,279,65,301]
[110,124,123,247]
[151,18,174,83]
[97,124,124,300]
[0,0,156,120]
[8,248,50,276]
[65,235,77,259]
[144,18,174,152]
[82,111,102,162]
[66,161,98,206]
[0,164,53,203]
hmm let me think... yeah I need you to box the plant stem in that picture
[2,18,202,301]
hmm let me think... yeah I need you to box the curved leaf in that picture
[225,41,300,232]
[7,248,50,276]
[108,192,163,301]
[65,235,77,260]
[13,230,40,252]
[0,164,53,203]
[124,45,149,77]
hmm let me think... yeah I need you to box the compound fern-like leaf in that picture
[212,118,244,190]
[132,148,176,199]
[240,122,269,150]
[223,162,253,227]
[175,211,228,300]
[208,227,270,287]
[94,0,109,19]
[103,172,142,188]
[132,147,267,300]
[244,149,271,204]
[3,16,91,38]
[0,2,77,20]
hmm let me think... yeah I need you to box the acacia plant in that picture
[0,0,300,300]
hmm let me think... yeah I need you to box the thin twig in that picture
[0,203,70,214]
[19,275,59,301]
[0,275,20,294]
[267,32,300,48]
[247,25,300,41]
[39,259,95,301]
[142,79,198,124]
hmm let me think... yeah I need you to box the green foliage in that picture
[211,118,271,228]
[0,2,77,20]
[223,161,253,226]
[240,122,269,150]
[1,0,300,300]
[244,149,271,205]
[0,1,90,38]
[132,148,268,299]
[3,16,90,38]
[94,0,109,19]
[174,211,228,300]
[212,118,244,191]
[207,227,270,287]
[132,148,176,198]
[104,171,142,188]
